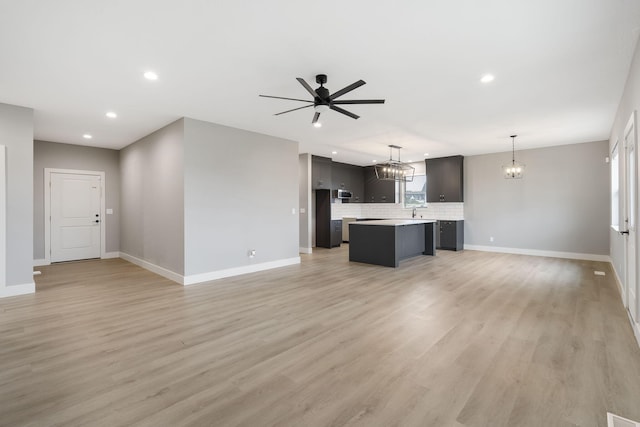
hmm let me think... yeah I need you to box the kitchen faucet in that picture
[412,208,416,218]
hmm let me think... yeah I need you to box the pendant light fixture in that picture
[503,134,525,179]
[375,145,415,182]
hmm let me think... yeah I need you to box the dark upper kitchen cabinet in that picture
[331,162,351,190]
[436,220,464,251]
[364,166,395,203]
[312,155,332,190]
[349,166,365,203]
[332,162,365,202]
[426,155,464,202]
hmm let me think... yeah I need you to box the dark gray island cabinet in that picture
[349,220,437,267]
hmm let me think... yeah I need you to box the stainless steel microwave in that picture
[333,189,353,199]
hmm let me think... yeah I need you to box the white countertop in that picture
[350,219,437,226]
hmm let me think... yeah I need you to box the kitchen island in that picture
[349,219,437,267]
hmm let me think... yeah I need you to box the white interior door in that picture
[50,173,101,262]
[625,113,638,323]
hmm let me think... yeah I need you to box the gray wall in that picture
[33,141,120,259]
[0,103,34,286]
[465,140,609,255]
[120,119,185,275]
[299,154,312,251]
[183,118,299,276]
[610,37,640,285]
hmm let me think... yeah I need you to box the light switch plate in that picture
[300,208,306,214]
[106,208,113,214]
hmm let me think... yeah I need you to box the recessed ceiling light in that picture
[424,153,429,156]
[313,122,322,128]
[480,74,495,83]
[372,160,377,163]
[331,151,337,155]
[106,111,117,119]
[83,134,92,139]
[144,71,159,81]
[408,159,413,162]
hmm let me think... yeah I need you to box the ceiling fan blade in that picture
[329,80,366,100]
[332,99,385,105]
[259,95,313,103]
[275,104,314,116]
[296,78,318,98]
[312,112,320,124]
[330,105,360,120]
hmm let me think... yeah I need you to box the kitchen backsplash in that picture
[331,201,464,220]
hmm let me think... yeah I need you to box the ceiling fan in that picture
[259,74,385,126]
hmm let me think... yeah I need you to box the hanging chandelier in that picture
[502,135,525,179]
[375,145,415,182]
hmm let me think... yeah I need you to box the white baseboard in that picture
[610,260,624,297]
[633,320,640,349]
[299,247,312,254]
[33,259,50,267]
[113,253,302,287]
[102,251,120,259]
[119,252,183,284]
[608,260,640,349]
[183,257,301,286]
[0,282,35,298]
[464,244,611,262]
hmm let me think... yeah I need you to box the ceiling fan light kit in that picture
[259,74,385,126]
[375,145,415,182]
[503,134,525,179]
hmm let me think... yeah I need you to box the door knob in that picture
[94,220,100,223]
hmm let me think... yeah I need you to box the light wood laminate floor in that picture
[2,247,640,427]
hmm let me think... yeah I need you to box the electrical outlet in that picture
[489,236,494,242]
[248,249,256,258]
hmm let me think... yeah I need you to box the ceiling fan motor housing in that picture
[315,86,330,103]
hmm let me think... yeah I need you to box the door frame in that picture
[0,145,6,287]
[624,112,639,321]
[44,168,106,264]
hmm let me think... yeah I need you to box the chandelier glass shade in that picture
[502,135,525,179]
[374,145,415,182]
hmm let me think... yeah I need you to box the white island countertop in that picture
[350,219,437,226]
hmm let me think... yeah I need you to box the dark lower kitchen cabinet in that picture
[426,155,464,202]
[330,220,343,247]
[312,155,332,190]
[436,220,464,251]
[315,189,341,248]
[364,166,395,203]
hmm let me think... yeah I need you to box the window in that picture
[404,174,426,207]
[611,143,619,229]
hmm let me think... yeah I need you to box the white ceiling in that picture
[1,0,639,165]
